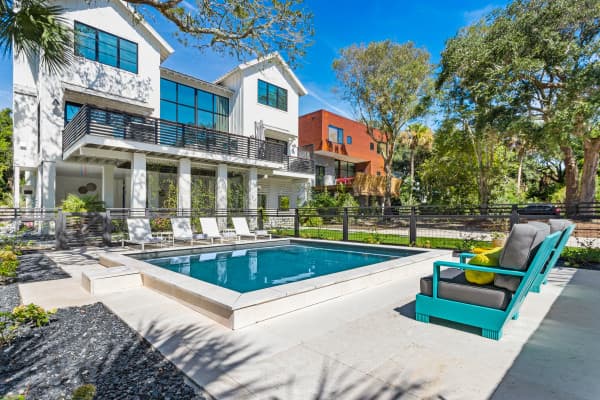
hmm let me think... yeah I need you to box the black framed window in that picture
[370,142,374,151]
[74,21,138,73]
[258,79,288,111]
[160,78,229,132]
[315,165,325,186]
[336,161,355,179]
[64,102,82,125]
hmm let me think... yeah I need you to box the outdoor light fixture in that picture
[263,174,268,179]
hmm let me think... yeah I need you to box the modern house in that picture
[12,0,314,213]
[299,110,393,203]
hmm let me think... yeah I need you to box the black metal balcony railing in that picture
[63,105,315,174]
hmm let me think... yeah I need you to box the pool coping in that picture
[99,239,451,329]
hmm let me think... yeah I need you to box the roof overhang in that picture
[160,67,234,97]
[214,52,308,96]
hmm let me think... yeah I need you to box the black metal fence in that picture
[0,203,598,251]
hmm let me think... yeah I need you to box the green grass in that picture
[272,228,491,251]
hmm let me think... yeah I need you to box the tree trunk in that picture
[561,145,580,216]
[516,150,524,196]
[579,137,600,204]
[409,150,415,204]
[384,164,392,208]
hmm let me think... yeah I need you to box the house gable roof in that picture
[214,53,308,96]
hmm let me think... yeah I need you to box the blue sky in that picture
[0,1,506,120]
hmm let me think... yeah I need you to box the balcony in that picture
[63,105,314,174]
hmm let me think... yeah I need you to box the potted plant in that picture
[491,232,506,248]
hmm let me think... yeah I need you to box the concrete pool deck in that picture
[18,247,600,400]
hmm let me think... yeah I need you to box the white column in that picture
[42,161,55,209]
[35,165,42,208]
[216,164,227,229]
[130,153,146,211]
[124,175,131,208]
[247,168,258,210]
[13,166,20,208]
[247,167,258,229]
[178,158,191,211]
[24,170,33,208]
[102,164,115,208]
[216,164,228,211]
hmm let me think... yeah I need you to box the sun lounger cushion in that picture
[420,269,511,310]
[495,222,550,292]
[549,219,573,234]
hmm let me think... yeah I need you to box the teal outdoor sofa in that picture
[531,221,575,293]
[415,225,561,340]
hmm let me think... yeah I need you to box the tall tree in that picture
[122,0,313,66]
[399,123,433,204]
[333,41,433,206]
[0,108,13,194]
[0,0,72,73]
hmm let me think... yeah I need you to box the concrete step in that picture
[82,265,142,295]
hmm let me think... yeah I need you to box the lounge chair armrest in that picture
[459,252,476,263]
[433,260,526,276]
[431,260,525,298]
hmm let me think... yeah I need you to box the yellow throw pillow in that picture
[465,247,502,285]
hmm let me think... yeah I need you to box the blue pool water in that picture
[146,242,418,293]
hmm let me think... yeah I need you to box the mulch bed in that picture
[0,252,209,399]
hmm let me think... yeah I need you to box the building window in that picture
[74,21,138,73]
[336,161,355,179]
[346,136,352,145]
[370,142,374,151]
[160,78,229,131]
[376,171,381,176]
[328,125,343,144]
[64,102,83,125]
[315,165,325,186]
[258,79,288,111]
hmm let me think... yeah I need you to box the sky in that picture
[0,0,508,121]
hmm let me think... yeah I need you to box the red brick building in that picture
[299,110,385,188]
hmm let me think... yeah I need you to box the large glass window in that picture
[336,161,355,179]
[315,165,325,186]
[160,78,229,132]
[328,125,343,144]
[74,21,138,73]
[257,79,288,111]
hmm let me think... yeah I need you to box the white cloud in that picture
[464,4,497,24]
[303,83,353,118]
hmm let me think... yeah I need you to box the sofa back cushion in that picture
[549,219,573,234]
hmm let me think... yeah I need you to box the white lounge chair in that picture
[199,218,225,244]
[232,217,272,241]
[171,217,210,245]
[126,218,164,250]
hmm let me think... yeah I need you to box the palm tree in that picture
[400,123,434,204]
[0,0,72,74]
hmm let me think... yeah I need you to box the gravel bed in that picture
[1,302,208,400]
[0,283,19,312]
[17,253,70,283]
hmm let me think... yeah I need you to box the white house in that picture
[12,0,314,213]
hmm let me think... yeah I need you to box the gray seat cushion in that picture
[549,219,573,234]
[495,222,550,292]
[420,269,511,310]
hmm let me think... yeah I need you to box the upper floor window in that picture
[328,125,343,144]
[258,80,287,111]
[64,102,82,125]
[74,21,138,73]
[370,142,374,151]
[160,78,229,131]
[346,136,352,145]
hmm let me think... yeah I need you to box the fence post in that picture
[102,209,112,247]
[55,211,68,250]
[258,208,264,230]
[343,207,349,241]
[509,204,519,228]
[409,206,417,245]
[294,208,300,237]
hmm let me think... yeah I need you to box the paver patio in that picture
[18,248,600,400]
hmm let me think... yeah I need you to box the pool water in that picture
[146,243,416,293]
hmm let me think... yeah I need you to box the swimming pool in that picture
[100,239,450,329]
[146,243,418,293]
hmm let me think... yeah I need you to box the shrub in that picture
[0,250,17,261]
[562,245,600,268]
[11,304,55,327]
[0,394,26,400]
[303,216,323,227]
[150,217,171,232]
[0,259,18,283]
[72,384,97,400]
[61,194,105,212]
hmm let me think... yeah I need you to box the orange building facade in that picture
[299,110,385,188]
